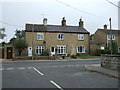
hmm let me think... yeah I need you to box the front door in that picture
[50,47,55,56]
[28,47,32,56]
[2,48,4,58]
[7,47,13,59]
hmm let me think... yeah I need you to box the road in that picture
[1,59,118,89]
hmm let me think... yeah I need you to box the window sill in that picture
[77,52,85,54]
[78,39,84,41]
[58,39,64,41]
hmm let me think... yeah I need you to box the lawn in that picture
[78,55,100,59]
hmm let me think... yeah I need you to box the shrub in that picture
[70,55,77,59]
[41,51,49,56]
[76,53,81,57]
[96,49,111,56]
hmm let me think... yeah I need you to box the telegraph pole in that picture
[32,24,34,60]
[109,18,112,55]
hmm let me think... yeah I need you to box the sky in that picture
[0,0,119,43]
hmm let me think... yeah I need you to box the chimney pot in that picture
[104,24,107,30]
[61,17,66,26]
[79,18,84,28]
[43,18,47,26]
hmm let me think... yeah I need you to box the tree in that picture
[0,28,6,39]
[10,30,28,56]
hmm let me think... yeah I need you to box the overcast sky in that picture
[0,0,119,42]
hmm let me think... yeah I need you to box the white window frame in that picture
[118,47,120,53]
[36,46,44,54]
[107,35,115,40]
[78,34,84,40]
[77,46,85,53]
[57,45,66,54]
[57,34,64,40]
[37,33,44,40]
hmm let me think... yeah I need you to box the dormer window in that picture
[57,34,64,40]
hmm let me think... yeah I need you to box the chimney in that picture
[61,17,66,26]
[43,18,47,26]
[104,24,107,30]
[79,18,84,28]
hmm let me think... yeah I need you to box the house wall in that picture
[25,32,90,56]
[94,30,107,45]
[90,30,107,55]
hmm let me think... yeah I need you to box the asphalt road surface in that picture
[1,59,118,89]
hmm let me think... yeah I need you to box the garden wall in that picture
[101,54,120,70]
[13,56,56,60]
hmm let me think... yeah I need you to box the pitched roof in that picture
[98,29,120,35]
[25,24,90,34]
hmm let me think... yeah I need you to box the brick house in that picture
[25,17,90,57]
[90,24,120,54]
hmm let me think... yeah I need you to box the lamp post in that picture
[109,18,112,55]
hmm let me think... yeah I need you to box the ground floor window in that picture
[118,47,120,53]
[36,46,44,54]
[57,45,66,54]
[77,46,85,53]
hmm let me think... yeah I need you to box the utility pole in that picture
[32,24,34,60]
[109,18,112,55]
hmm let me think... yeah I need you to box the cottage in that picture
[25,17,90,57]
[90,24,120,55]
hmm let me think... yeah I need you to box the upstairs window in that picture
[107,35,115,40]
[78,34,84,40]
[37,33,44,40]
[77,46,85,53]
[57,34,64,40]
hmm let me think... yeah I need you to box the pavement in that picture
[0,58,101,62]
[85,64,120,79]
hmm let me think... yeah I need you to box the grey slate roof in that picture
[25,24,90,34]
[98,29,120,35]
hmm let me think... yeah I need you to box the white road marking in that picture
[59,65,65,67]
[18,67,25,70]
[6,68,14,70]
[0,68,4,70]
[52,66,58,68]
[76,65,80,67]
[68,65,74,67]
[33,67,44,76]
[27,67,33,69]
[50,80,63,90]
[93,64,101,66]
